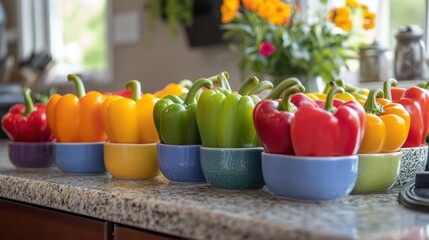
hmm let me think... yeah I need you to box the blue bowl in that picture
[157,143,205,183]
[54,142,105,174]
[201,147,265,190]
[262,153,358,201]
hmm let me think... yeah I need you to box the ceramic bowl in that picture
[262,153,358,201]
[55,142,105,174]
[104,143,159,180]
[8,141,54,169]
[395,145,428,186]
[157,143,205,183]
[352,152,402,194]
[200,147,264,190]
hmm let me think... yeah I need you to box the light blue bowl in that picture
[201,147,264,190]
[55,142,105,174]
[262,153,358,201]
[157,143,205,183]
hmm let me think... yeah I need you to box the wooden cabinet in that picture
[0,199,111,240]
[114,225,178,240]
[0,198,179,240]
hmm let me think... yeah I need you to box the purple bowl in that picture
[8,141,54,168]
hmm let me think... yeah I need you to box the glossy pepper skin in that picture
[2,88,54,142]
[253,80,306,154]
[291,86,365,156]
[305,80,356,102]
[358,89,410,153]
[154,79,213,145]
[197,76,273,148]
[46,74,107,142]
[385,79,429,147]
[102,80,159,144]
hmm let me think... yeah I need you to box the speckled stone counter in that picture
[0,143,428,240]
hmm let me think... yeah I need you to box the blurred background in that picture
[0,0,425,95]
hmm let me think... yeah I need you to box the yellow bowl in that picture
[104,142,159,180]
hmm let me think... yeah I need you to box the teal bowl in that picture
[352,152,402,194]
[200,147,264,190]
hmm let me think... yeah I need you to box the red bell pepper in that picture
[253,81,308,154]
[291,86,365,156]
[2,88,54,142]
[384,79,429,147]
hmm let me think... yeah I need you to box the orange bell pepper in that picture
[46,74,107,142]
[153,80,192,99]
[358,88,410,153]
[102,80,159,144]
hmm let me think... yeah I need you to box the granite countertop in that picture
[0,143,428,240]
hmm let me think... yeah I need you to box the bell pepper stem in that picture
[363,89,385,114]
[383,78,397,101]
[22,88,36,117]
[325,85,345,113]
[125,80,142,101]
[278,84,305,112]
[218,71,231,92]
[164,94,184,103]
[265,78,302,100]
[67,74,86,98]
[323,81,335,94]
[335,79,346,88]
[238,76,259,96]
[178,79,193,89]
[250,80,273,95]
[216,87,231,96]
[184,79,213,105]
[423,81,429,90]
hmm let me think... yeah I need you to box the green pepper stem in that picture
[344,83,358,92]
[250,80,273,95]
[383,78,397,101]
[67,74,86,98]
[22,88,36,117]
[216,87,231,96]
[265,77,302,100]
[164,94,184,103]
[125,80,142,101]
[325,86,345,113]
[238,76,259,96]
[178,79,193,89]
[278,84,305,112]
[323,81,336,94]
[335,79,346,88]
[184,79,213,105]
[423,81,429,90]
[363,89,385,114]
[218,71,231,91]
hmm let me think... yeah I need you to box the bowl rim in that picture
[262,152,358,161]
[54,141,106,146]
[105,142,157,147]
[157,143,202,147]
[400,145,428,150]
[8,141,53,146]
[358,151,403,157]
[201,146,264,151]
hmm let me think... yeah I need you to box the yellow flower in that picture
[346,0,360,8]
[221,0,240,23]
[329,7,352,32]
[257,0,291,25]
[363,10,376,29]
[242,0,263,11]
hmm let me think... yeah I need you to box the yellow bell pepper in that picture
[102,80,159,144]
[46,74,107,142]
[358,89,410,153]
[305,81,355,101]
[153,80,192,99]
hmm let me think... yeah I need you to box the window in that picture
[17,0,112,83]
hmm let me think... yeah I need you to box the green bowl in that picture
[352,151,402,194]
[200,147,264,190]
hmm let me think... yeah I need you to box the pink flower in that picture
[259,42,275,58]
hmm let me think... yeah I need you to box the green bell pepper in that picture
[196,76,273,148]
[154,79,213,145]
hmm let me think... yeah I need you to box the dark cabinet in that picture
[0,199,111,240]
[114,225,178,240]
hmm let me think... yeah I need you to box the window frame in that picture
[16,0,114,85]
